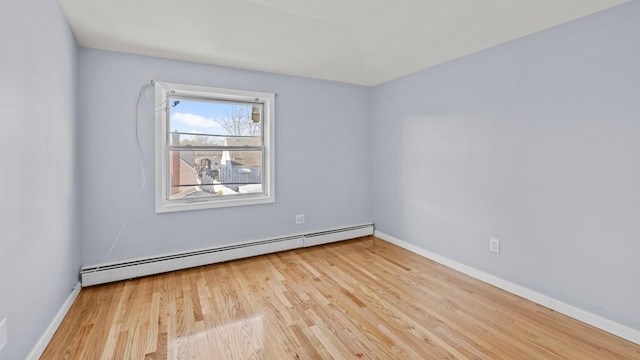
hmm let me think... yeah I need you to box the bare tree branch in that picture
[216,105,261,136]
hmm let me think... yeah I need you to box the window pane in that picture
[169,98,262,139]
[169,149,263,200]
[218,150,263,193]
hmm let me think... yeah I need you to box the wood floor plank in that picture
[42,237,640,359]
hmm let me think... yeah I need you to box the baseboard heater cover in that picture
[81,223,373,286]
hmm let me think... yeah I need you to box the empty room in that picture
[1,0,639,359]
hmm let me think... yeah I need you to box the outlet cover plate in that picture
[489,237,500,254]
[295,214,305,224]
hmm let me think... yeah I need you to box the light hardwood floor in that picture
[42,237,640,359]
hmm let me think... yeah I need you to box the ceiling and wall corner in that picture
[59,0,628,86]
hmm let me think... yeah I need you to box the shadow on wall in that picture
[397,110,639,329]
[400,112,497,253]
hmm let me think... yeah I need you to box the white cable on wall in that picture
[93,80,167,272]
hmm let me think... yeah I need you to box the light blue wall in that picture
[78,49,372,265]
[2,1,638,357]
[371,1,640,330]
[0,0,80,359]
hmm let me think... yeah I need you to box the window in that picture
[154,81,275,213]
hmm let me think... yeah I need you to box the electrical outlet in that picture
[295,214,305,224]
[489,237,500,254]
[0,318,7,351]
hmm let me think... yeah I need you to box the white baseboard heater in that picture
[80,223,373,287]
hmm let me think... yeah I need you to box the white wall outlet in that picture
[489,237,500,254]
[295,214,305,224]
[0,318,7,351]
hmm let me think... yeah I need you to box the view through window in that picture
[155,82,275,212]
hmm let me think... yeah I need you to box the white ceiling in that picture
[59,0,627,86]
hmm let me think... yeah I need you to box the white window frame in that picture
[154,81,275,213]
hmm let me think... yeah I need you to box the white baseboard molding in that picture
[27,282,81,360]
[374,231,640,345]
